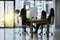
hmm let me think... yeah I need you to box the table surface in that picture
[26,19,48,24]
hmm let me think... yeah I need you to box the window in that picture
[46,1,54,18]
[0,1,14,27]
[5,1,14,27]
[0,1,4,27]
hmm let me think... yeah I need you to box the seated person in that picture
[34,10,46,34]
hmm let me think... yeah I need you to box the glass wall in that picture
[0,0,55,27]
[0,1,14,27]
[46,1,54,18]
[0,0,55,40]
[0,1,15,40]
[15,0,54,20]
[5,1,14,27]
[0,1,4,27]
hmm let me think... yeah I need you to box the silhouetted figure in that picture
[34,10,46,34]
[21,5,29,32]
[47,8,54,24]
[47,8,54,37]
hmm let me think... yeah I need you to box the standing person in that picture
[20,5,28,33]
[47,8,54,24]
[47,8,54,36]
[33,10,46,35]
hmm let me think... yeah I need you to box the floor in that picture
[54,29,60,40]
[0,24,60,40]
[15,25,57,40]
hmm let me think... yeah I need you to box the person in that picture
[15,9,20,25]
[33,10,46,34]
[47,8,54,24]
[34,8,54,34]
[20,5,29,33]
[47,8,54,36]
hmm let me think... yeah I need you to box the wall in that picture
[55,0,60,29]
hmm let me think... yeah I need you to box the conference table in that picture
[26,19,49,38]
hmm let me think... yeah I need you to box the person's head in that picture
[42,10,46,16]
[50,8,54,16]
[15,9,20,14]
[41,10,46,18]
[50,8,54,13]
[23,5,26,9]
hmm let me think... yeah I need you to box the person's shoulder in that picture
[21,8,23,11]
